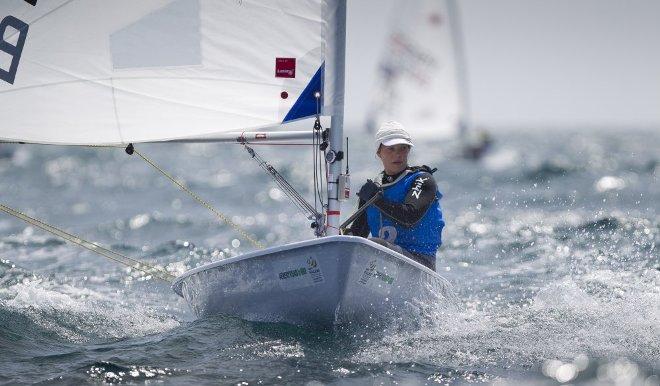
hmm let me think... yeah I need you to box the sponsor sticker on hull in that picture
[276,256,323,291]
[358,259,397,294]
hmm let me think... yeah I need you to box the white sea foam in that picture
[0,277,180,343]
[352,273,660,370]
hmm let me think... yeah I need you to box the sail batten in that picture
[0,0,341,145]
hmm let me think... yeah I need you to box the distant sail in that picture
[0,0,344,145]
[366,0,463,140]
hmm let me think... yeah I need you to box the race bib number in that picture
[378,226,397,242]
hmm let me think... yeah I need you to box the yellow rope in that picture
[131,148,264,249]
[0,204,175,283]
[1,144,263,282]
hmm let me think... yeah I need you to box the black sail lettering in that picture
[0,16,29,85]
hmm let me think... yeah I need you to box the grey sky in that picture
[344,0,660,130]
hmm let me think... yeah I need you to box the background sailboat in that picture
[365,0,491,158]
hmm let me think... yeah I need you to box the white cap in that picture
[375,121,414,147]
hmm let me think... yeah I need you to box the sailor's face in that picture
[377,144,410,175]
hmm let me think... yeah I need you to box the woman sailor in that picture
[346,121,445,270]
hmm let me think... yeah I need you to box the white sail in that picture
[366,0,463,140]
[0,0,344,145]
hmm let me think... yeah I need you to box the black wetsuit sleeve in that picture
[373,172,437,228]
[345,199,370,237]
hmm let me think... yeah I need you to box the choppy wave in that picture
[354,275,659,365]
[1,232,65,248]
[1,129,658,384]
[524,159,578,181]
[0,260,179,347]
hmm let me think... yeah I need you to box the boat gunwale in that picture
[171,235,442,296]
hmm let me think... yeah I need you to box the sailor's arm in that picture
[373,172,437,228]
[345,198,370,237]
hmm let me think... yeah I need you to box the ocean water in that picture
[0,128,658,385]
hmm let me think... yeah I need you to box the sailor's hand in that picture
[357,180,381,201]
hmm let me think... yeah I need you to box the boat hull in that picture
[172,236,452,327]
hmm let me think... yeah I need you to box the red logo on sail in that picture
[275,58,296,78]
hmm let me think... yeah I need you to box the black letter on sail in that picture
[0,16,29,85]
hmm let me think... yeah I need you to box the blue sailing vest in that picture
[366,170,444,259]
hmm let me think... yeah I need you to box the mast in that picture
[446,0,471,137]
[324,0,347,236]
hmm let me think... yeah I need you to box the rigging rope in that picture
[243,145,321,222]
[131,148,264,249]
[0,204,175,283]
[90,144,263,249]
[1,144,266,283]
